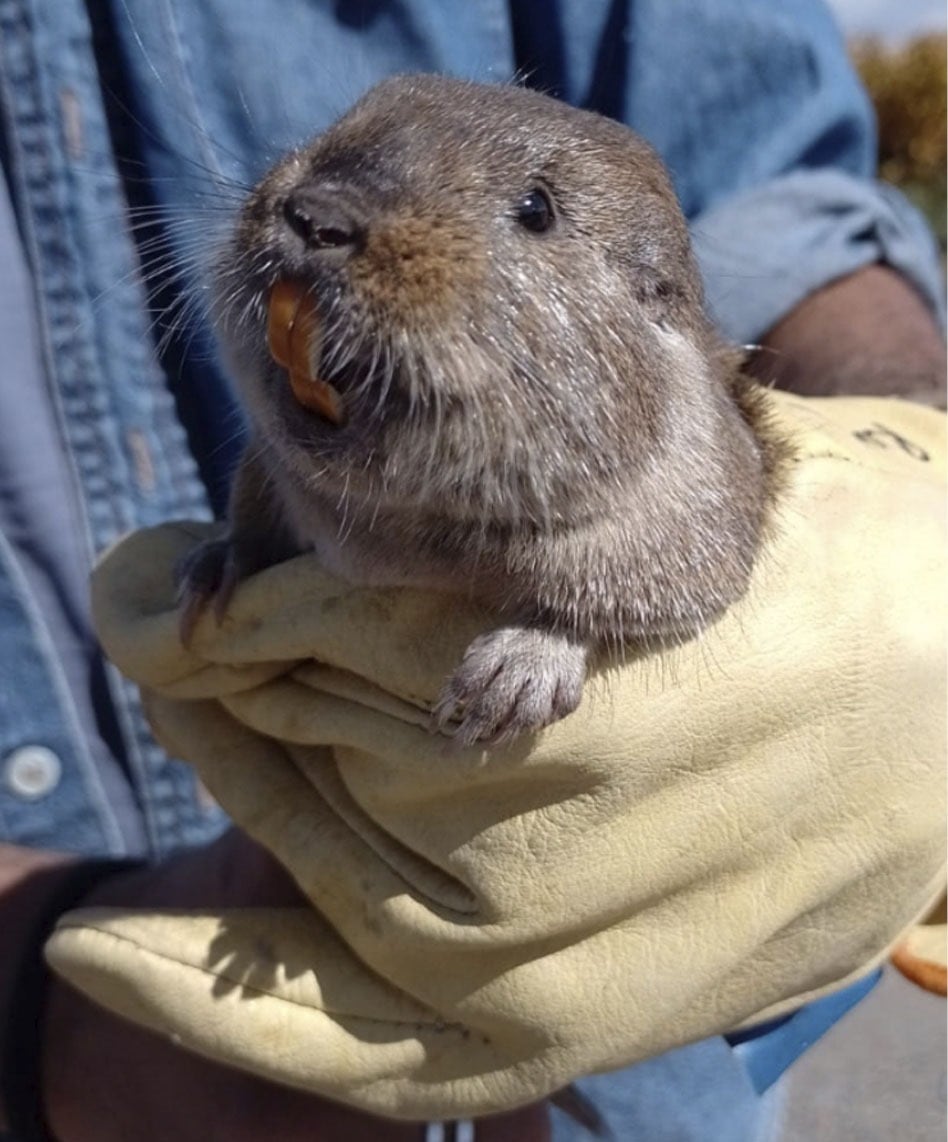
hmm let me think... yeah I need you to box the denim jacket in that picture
[0,2,941,1123]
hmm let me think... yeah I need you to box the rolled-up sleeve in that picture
[691,170,945,344]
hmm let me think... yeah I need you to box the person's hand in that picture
[43,830,548,1142]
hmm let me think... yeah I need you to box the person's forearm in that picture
[0,843,81,1131]
[748,264,947,406]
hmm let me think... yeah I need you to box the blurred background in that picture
[829,0,946,251]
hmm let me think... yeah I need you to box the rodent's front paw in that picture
[432,627,588,747]
[174,537,242,646]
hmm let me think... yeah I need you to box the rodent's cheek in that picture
[350,218,488,319]
[221,337,276,411]
[250,362,341,450]
[238,369,307,451]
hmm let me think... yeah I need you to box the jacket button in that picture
[3,746,62,799]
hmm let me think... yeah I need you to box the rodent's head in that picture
[215,75,726,526]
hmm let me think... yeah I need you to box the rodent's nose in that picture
[281,187,365,254]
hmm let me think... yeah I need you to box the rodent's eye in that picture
[515,187,555,233]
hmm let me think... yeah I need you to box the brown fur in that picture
[180,75,787,746]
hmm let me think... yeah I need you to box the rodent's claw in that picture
[174,538,240,646]
[432,627,588,748]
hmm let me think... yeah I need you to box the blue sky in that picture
[827,0,946,39]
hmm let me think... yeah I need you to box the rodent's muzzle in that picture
[281,183,368,261]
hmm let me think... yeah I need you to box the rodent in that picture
[178,74,786,746]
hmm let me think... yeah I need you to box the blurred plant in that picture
[851,34,946,248]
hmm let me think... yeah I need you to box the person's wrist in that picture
[0,847,81,1133]
[748,264,947,406]
[75,829,306,912]
[0,850,147,1139]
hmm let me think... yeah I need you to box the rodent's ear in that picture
[631,267,683,323]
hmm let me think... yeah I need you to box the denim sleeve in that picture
[596,0,946,343]
[691,171,946,344]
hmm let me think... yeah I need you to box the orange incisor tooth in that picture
[267,280,345,424]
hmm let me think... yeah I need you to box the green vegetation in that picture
[852,34,947,249]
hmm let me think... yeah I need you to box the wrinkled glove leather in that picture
[46,392,946,1119]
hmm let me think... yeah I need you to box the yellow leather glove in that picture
[46,392,946,1120]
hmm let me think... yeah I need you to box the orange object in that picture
[890,922,947,996]
[267,280,345,423]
